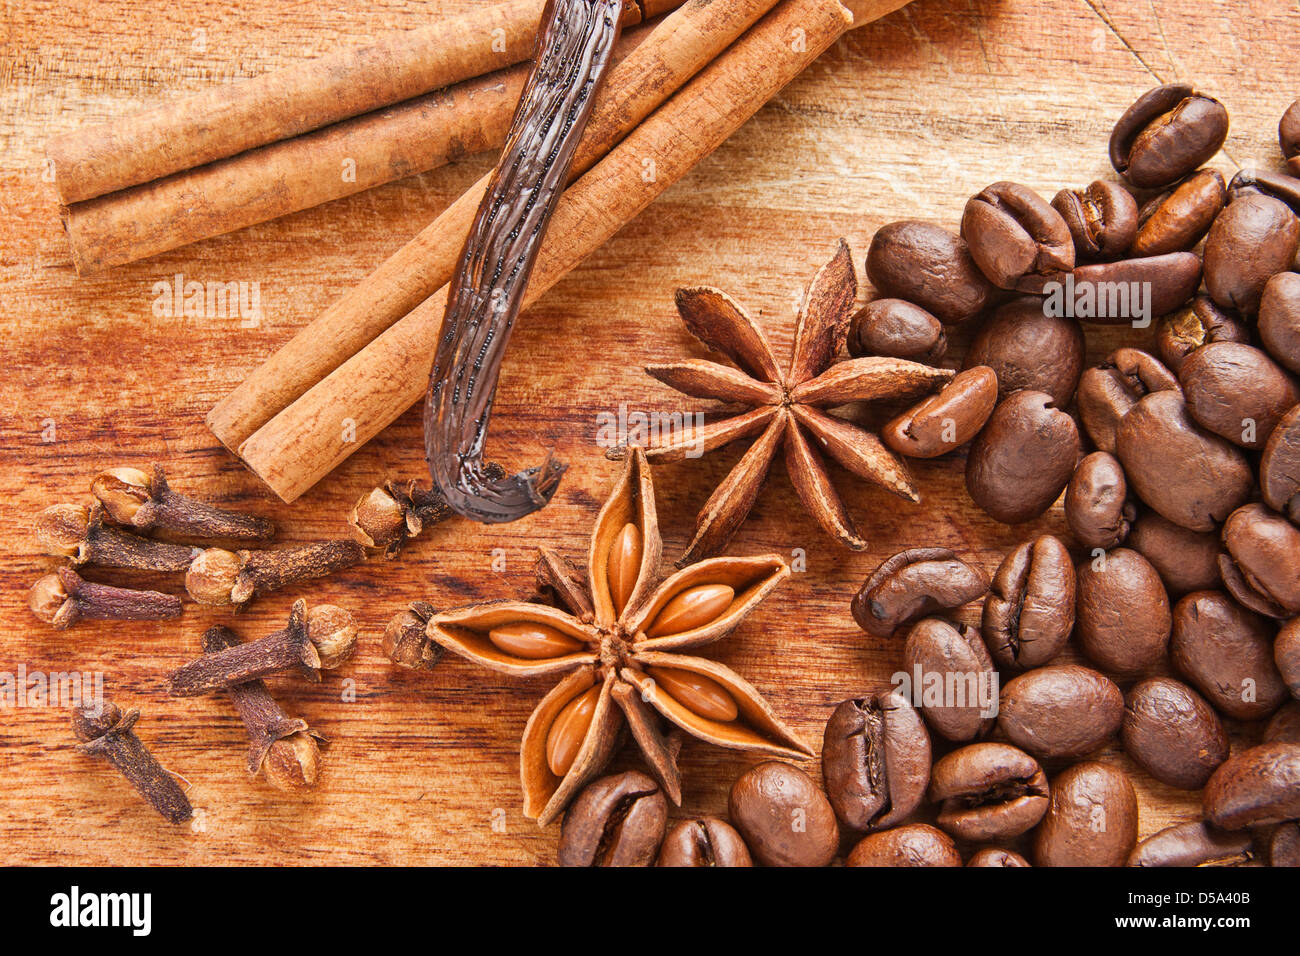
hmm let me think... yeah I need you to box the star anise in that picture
[420,448,811,825]
[619,241,954,563]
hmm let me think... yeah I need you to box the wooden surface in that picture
[2,0,1297,866]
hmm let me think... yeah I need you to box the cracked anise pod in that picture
[425,448,811,825]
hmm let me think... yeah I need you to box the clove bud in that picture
[29,567,183,629]
[349,463,506,557]
[36,503,199,572]
[73,700,193,823]
[185,539,366,606]
[92,464,275,543]
[383,602,442,670]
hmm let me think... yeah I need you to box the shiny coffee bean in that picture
[1271,822,1300,867]
[822,692,930,832]
[728,762,838,867]
[1179,342,1300,450]
[998,664,1123,760]
[1122,677,1228,789]
[883,366,998,458]
[1065,452,1135,550]
[1034,761,1138,867]
[1068,252,1202,322]
[866,221,998,324]
[1261,406,1300,521]
[1283,100,1300,160]
[1276,620,1300,701]
[966,390,1080,524]
[848,298,946,362]
[967,847,1031,867]
[929,743,1048,841]
[1131,168,1226,256]
[1128,821,1253,867]
[1219,504,1300,618]
[1231,168,1300,214]
[1128,512,1223,596]
[1077,348,1180,453]
[1265,701,1300,744]
[1171,590,1287,720]
[656,817,752,867]
[964,297,1085,405]
[903,617,997,742]
[1052,180,1138,260]
[1204,743,1300,829]
[850,547,989,638]
[1109,83,1229,189]
[558,771,668,867]
[982,535,1075,672]
[845,824,962,867]
[961,181,1075,292]
[1259,272,1300,374]
[1204,192,1300,314]
[1076,548,1171,676]
[1154,294,1251,376]
[1115,390,1253,532]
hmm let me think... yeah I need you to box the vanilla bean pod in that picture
[92,464,275,542]
[73,700,193,823]
[29,567,183,629]
[36,503,199,572]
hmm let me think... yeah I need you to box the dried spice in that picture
[73,700,193,824]
[185,539,365,606]
[36,503,199,572]
[29,567,183,629]
[383,602,443,671]
[349,463,506,556]
[416,448,809,825]
[92,464,275,542]
[617,242,952,562]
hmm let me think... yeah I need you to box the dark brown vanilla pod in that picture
[424,0,624,523]
[73,701,194,824]
[36,503,200,572]
[92,464,275,543]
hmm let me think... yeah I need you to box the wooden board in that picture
[1,0,1296,866]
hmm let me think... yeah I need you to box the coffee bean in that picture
[1115,390,1254,532]
[1271,822,1300,867]
[966,847,1031,867]
[966,390,1080,523]
[1261,406,1300,522]
[1065,452,1135,550]
[903,617,997,742]
[1276,620,1300,701]
[1131,168,1226,256]
[1052,180,1138,260]
[845,823,962,867]
[929,742,1048,841]
[1229,167,1300,214]
[1109,83,1229,189]
[1077,348,1180,453]
[866,221,998,324]
[1283,99,1300,161]
[1034,761,1138,867]
[1128,512,1223,596]
[1265,701,1300,744]
[964,297,1085,405]
[850,547,989,638]
[998,664,1123,760]
[982,535,1075,672]
[557,771,668,867]
[1259,272,1300,374]
[822,692,930,832]
[656,817,752,867]
[1069,252,1202,322]
[1204,192,1300,314]
[1204,743,1300,829]
[1127,821,1254,867]
[962,181,1075,291]
[847,298,947,362]
[1122,677,1228,789]
[883,366,998,458]
[1171,590,1287,720]
[1076,548,1171,676]
[1179,342,1300,450]
[1155,294,1251,376]
[1219,504,1300,618]
[728,762,838,867]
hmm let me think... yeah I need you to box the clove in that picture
[73,700,193,823]
[349,462,505,557]
[169,599,357,696]
[29,567,183,629]
[202,626,326,792]
[185,539,366,606]
[382,602,442,670]
[36,503,199,572]
[92,464,275,542]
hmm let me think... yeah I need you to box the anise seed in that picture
[546,685,602,777]
[645,584,735,637]
[646,665,738,722]
[607,522,642,616]
[489,622,584,659]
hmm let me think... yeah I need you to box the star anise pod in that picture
[422,448,810,825]
[619,241,954,563]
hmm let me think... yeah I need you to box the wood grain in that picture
[1,0,1296,865]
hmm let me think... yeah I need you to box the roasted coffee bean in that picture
[967,847,1031,867]
[1052,180,1138,260]
[557,771,668,867]
[728,762,838,867]
[1128,512,1223,595]
[1265,701,1300,744]
[1232,167,1300,214]
[656,817,752,867]
[1284,99,1300,161]
[982,535,1075,672]
[961,182,1075,292]
[1109,83,1229,189]
[1068,252,1202,322]
[1171,590,1287,720]
[1261,406,1300,521]
[866,221,998,324]
[1122,677,1228,789]
[1204,192,1300,314]
[848,298,946,362]
[997,664,1123,760]
[1077,348,1180,453]
[903,617,997,742]
[1277,621,1300,701]
[851,547,989,638]
[1219,504,1300,618]
[1115,390,1253,532]
[1065,452,1135,550]
[966,390,1080,524]
[1034,761,1138,867]
[1271,822,1300,867]
[1204,743,1300,829]
[1076,548,1171,676]
[963,297,1085,405]
[845,823,962,867]
[1259,272,1300,374]
[1155,294,1251,376]
[883,366,998,458]
[929,743,1048,842]
[1127,821,1254,867]
[1131,168,1226,256]
[822,692,930,832]
[1179,342,1300,450]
